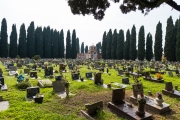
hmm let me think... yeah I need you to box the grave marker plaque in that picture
[122,78,129,84]
[86,72,92,79]
[52,80,65,92]
[30,72,37,78]
[72,73,79,80]
[24,69,30,74]
[0,77,4,85]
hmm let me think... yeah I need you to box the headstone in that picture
[94,73,102,85]
[168,71,173,77]
[26,86,40,99]
[0,77,4,85]
[112,88,125,104]
[38,80,52,88]
[85,101,103,115]
[72,73,79,80]
[52,80,65,92]
[24,69,30,74]
[17,63,22,68]
[55,76,63,81]
[122,78,129,84]
[118,70,124,76]
[30,72,37,78]
[9,66,17,71]
[86,72,92,79]
[165,82,173,91]
[132,84,143,98]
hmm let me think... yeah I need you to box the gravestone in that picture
[168,71,173,77]
[17,63,22,68]
[30,72,37,78]
[26,86,40,99]
[44,67,53,76]
[55,75,63,81]
[86,72,93,79]
[0,77,4,85]
[132,84,143,98]
[165,82,173,91]
[24,69,30,74]
[38,80,52,88]
[9,66,17,71]
[112,88,125,104]
[59,63,66,71]
[94,73,102,85]
[72,73,79,80]
[122,78,129,84]
[118,70,124,76]
[52,80,65,92]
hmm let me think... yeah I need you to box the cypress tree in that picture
[85,45,88,53]
[76,38,79,53]
[102,31,107,59]
[58,29,64,58]
[81,42,84,53]
[96,42,101,53]
[71,29,77,59]
[0,18,8,57]
[43,26,51,58]
[130,25,137,60]
[66,30,71,58]
[51,29,54,58]
[42,27,47,58]
[106,29,112,59]
[174,19,178,61]
[18,24,27,58]
[137,26,145,61]
[164,16,176,61]
[52,29,58,58]
[9,24,17,58]
[124,29,130,60]
[154,22,163,61]
[146,33,153,61]
[35,27,43,57]
[111,29,117,59]
[176,18,180,61]
[116,29,124,60]
[27,21,35,58]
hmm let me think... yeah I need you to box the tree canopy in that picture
[67,0,180,20]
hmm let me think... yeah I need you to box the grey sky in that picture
[0,0,179,47]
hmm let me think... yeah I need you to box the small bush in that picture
[16,81,31,89]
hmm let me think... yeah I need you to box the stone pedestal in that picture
[162,89,180,98]
[130,95,171,113]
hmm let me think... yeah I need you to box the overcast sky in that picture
[0,0,179,47]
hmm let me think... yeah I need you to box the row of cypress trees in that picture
[0,18,81,59]
[102,16,180,61]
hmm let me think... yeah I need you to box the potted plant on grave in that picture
[33,93,44,104]
[136,93,146,116]
[155,92,164,106]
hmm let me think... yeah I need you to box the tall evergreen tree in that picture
[111,29,117,59]
[106,29,112,59]
[50,29,54,58]
[43,26,51,58]
[164,16,176,61]
[35,27,43,57]
[71,29,77,59]
[102,31,107,59]
[174,19,178,61]
[27,21,35,58]
[176,18,180,61]
[146,33,153,61]
[52,29,58,58]
[130,25,137,60]
[66,30,71,58]
[154,22,163,61]
[18,24,26,58]
[85,45,88,53]
[0,18,8,57]
[137,26,145,60]
[116,29,124,60]
[58,29,64,58]
[96,42,101,53]
[42,27,47,58]
[124,29,130,60]
[76,38,79,53]
[81,42,84,53]
[9,24,17,58]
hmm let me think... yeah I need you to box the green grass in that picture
[0,62,180,120]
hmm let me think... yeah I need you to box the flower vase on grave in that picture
[155,92,164,106]
[136,94,146,116]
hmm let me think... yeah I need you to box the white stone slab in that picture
[0,101,9,111]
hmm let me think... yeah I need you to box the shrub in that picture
[16,81,31,89]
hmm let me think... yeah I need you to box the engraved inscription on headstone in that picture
[132,84,143,98]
